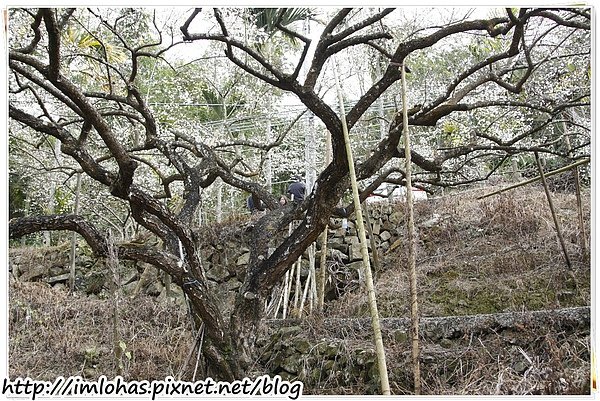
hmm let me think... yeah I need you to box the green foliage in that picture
[137,59,248,126]
[468,37,504,60]
[200,87,246,121]
[64,26,127,64]
[59,10,139,92]
[118,340,132,372]
[249,8,312,38]
[247,8,313,60]
[53,186,73,215]
[440,121,461,147]
[9,172,29,219]
[515,154,570,179]
[119,341,132,361]
[84,346,100,366]
[484,155,511,173]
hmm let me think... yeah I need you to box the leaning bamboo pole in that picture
[478,158,590,200]
[293,257,302,316]
[271,283,284,318]
[298,265,312,317]
[334,60,390,395]
[534,152,572,269]
[308,244,317,313]
[282,220,297,319]
[282,270,291,319]
[400,60,422,395]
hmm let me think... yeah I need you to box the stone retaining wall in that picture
[9,203,412,307]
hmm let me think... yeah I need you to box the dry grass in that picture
[415,331,590,395]
[315,184,591,394]
[9,281,194,381]
[8,183,591,395]
[326,185,590,318]
[274,313,590,395]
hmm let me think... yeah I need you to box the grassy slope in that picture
[327,184,590,318]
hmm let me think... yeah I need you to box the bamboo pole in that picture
[563,122,588,260]
[308,243,317,313]
[334,59,391,396]
[478,158,590,200]
[572,165,587,260]
[272,284,284,318]
[362,201,381,277]
[282,270,290,319]
[317,229,328,312]
[301,18,318,317]
[106,230,123,375]
[317,130,333,312]
[400,60,422,395]
[534,152,572,269]
[293,257,302,317]
[282,220,297,319]
[69,172,82,293]
[298,265,312,317]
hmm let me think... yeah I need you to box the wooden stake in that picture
[534,152,572,269]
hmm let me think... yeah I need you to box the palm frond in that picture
[248,8,313,41]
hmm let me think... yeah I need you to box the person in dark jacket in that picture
[247,195,265,214]
[287,176,306,203]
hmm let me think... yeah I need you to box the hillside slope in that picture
[328,184,590,318]
[8,183,591,394]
